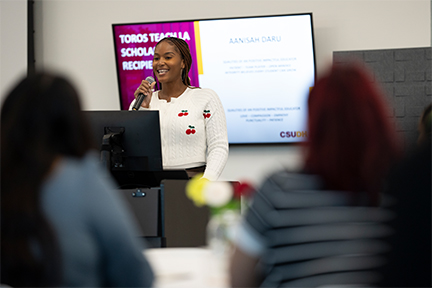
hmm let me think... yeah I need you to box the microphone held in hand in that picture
[132,76,155,111]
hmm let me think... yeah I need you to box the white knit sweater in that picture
[129,87,228,180]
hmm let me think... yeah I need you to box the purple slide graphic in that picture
[113,22,199,109]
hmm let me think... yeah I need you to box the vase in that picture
[206,209,241,255]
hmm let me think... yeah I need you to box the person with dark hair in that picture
[376,102,431,287]
[1,72,154,287]
[229,63,401,287]
[129,37,228,181]
[418,102,432,145]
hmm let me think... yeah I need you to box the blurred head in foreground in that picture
[1,72,94,286]
[304,63,400,205]
[1,72,94,196]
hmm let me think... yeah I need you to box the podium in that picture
[161,179,210,247]
[85,111,210,246]
[115,178,210,248]
[116,187,165,248]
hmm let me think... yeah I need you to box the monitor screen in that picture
[84,110,164,187]
[112,13,316,144]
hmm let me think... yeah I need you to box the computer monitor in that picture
[84,110,165,188]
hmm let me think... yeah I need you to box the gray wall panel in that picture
[334,47,432,150]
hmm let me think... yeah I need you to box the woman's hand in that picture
[134,79,156,108]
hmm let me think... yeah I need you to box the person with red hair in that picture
[229,63,401,287]
[304,63,400,206]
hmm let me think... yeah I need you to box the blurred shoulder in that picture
[64,151,104,174]
[46,151,113,191]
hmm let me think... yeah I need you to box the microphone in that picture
[132,76,155,111]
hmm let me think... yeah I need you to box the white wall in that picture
[28,0,432,185]
[0,0,27,103]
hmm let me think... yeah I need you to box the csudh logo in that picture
[280,131,308,138]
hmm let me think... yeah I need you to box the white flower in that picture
[203,181,233,207]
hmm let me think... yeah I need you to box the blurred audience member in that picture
[377,103,431,287]
[418,102,432,145]
[1,73,154,287]
[229,63,401,287]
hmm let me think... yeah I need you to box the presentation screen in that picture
[112,13,316,144]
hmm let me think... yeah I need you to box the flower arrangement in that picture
[185,174,255,215]
[186,174,255,253]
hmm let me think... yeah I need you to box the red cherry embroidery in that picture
[203,110,211,119]
[178,110,188,117]
[186,125,195,135]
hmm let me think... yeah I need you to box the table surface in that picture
[144,247,230,288]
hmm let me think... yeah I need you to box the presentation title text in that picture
[118,32,191,71]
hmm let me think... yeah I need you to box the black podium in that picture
[161,179,210,247]
[116,187,165,248]
[115,178,211,248]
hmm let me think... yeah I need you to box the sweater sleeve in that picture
[128,99,137,110]
[128,98,148,110]
[202,89,229,180]
[128,91,158,110]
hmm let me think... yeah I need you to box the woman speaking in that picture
[129,37,228,181]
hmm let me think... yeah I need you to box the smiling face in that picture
[153,40,185,85]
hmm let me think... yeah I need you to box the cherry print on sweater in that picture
[203,109,211,119]
[128,87,228,180]
[186,125,196,135]
[178,110,189,117]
